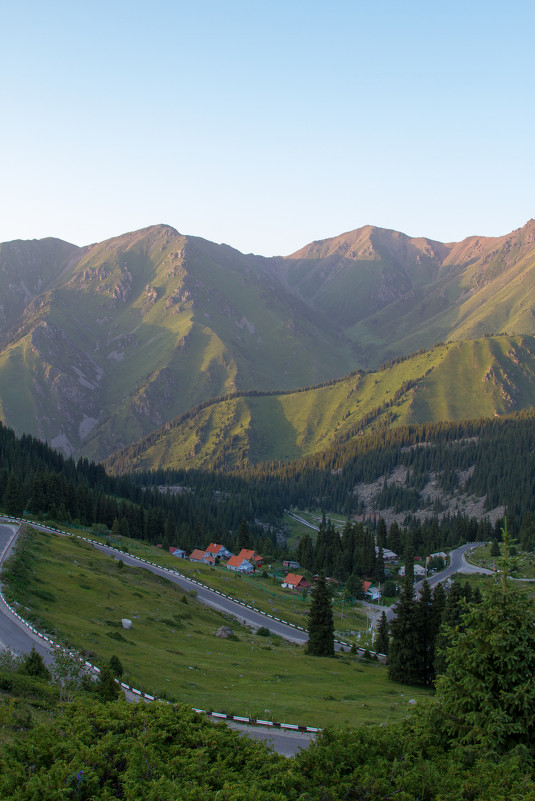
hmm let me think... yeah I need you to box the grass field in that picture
[5,528,430,728]
[465,542,535,580]
[64,525,376,639]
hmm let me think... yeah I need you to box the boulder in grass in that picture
[215,626,233,639]
[121,619,132,629]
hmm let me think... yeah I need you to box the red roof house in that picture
[281,573,311,590]
[226,555,254,573]
[237,548,263,566]
[189,549,215,564]
[205,543,233,560]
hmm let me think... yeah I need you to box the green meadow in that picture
[465,542,535,580]
[88,528,380,648]
[4,529,430,728]
[76,527,376,641]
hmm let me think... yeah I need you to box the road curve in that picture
[91,542,309,645]
[383,542,489,621]
[0,520,314,755]
[0,521,495,755]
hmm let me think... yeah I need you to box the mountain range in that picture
[1,219,535,465]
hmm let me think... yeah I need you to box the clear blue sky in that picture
[1,1,533,255]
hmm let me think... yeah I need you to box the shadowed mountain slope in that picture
[104,334,535,473]
[1,220,535,462]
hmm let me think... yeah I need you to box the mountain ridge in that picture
[103,334,535,474]
[1,219,535,462]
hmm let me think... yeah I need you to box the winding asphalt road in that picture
[0,523,52,663]
[0,521,314,756]
[0,522,494,755]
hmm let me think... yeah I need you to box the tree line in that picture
[2,410,535,558]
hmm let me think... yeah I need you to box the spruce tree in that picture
[490,538,500,557]
[435,577,535,754]
[96,665,121,702]
[376,517,387,549]
[403,536,415,584]
[109,654,123,678]
[374,611,389,656]
[237,517,250,549]
[388,578,420,684]
[415,580,435,686]
[306,571,334,657]
[434,581,465,677]
[374,547,385,584]
[21,646,50,680]
[4,474,24,517]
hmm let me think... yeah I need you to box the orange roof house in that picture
[205,543,233,560]
[226,555,254,573]
[189,549,215,564]
[237,548,263,566]
[281,573,311,590]
[362,580,381,600]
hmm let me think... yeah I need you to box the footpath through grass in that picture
[3,528,430,727]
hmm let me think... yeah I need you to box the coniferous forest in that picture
[2,411,535,556]
[3,408,535,797]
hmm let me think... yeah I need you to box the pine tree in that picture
[21,646,50,680]
[435,577,535,754]
[306,572,334,657]
[388,578,420,684]
[374,611,389,656]
[4,474,24,517]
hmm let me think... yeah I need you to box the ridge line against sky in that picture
[1,0,534,257]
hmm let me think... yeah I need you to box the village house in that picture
[236,548,263,566]
[205,542,233,560]
[282,560,300,569]
[375,546,398,563]
[281,573,311,590]
[398,563,426,578]
[169,547,187,558]
[189,548,215,564]
[226,555,254,573]
[362,580,382,601]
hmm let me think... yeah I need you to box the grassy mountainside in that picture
[0,226,356,460]
[104,334,535,472]
[2,220,535,462]
[276,220,535,366]
[0,237,80,336]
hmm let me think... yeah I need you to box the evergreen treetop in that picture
[306,571,335,657]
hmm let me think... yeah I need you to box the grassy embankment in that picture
[63,523,382,643]
[464,542,535,580]
[3,528,430,727]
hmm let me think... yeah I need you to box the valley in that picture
[1,524,430,728]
